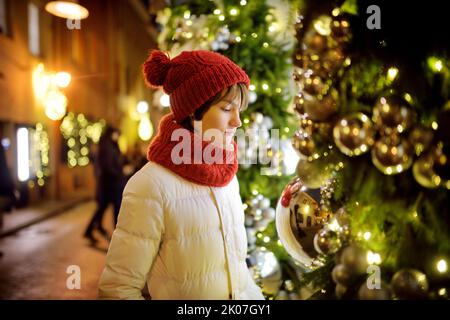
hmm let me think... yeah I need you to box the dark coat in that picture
[96,131,124,189]
[0,145,15,212]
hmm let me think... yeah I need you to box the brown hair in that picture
[178,83,249,131]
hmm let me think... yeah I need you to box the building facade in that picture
[0,0,160,205]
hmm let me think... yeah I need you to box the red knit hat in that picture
[143,50,250,122]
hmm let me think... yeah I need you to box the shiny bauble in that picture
[254,219,269,232]
[333,113,375,156]
[256,195,271,209]
[313,228,342,255]
[248,247,282,296]
[335,283,348,298]
[312,15,332,36]
[371,135,413,175]
[303,29,328,52]
[302,89,338,122]
[300,53,326,77]
[246,227,257,249]
[323,47,346,74]
[341,245,369,276]
[248,207,263,221]
[372,95,414,134]
[332,263,356,286]
[301,75,329,96]
[292,129,315,157]
[358,281,391,300]
[331,16,351,42]
[391,269,429,299]
[275,178,328,269]
[408,126,433,156]
[413,152,441,188]
[262,207,276,220]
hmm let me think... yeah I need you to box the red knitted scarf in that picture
[147,113,238,187]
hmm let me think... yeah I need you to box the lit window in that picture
[28,2,40,56]
[17,127,30,182]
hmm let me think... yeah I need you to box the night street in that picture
[0,201,113,300]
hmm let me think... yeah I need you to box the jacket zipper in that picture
[209,187,233,300]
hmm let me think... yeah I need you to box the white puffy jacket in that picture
[98,161,264,300]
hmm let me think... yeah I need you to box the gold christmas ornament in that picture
[331,16,351,42]
[323,47,346,74]
[333,112,375,156]
[302,89,338,121]
[391,269,429,299]
[358,281,391,300]
[300,53,326,77]
[413,152,441,188]
[332,263,356,286]
[371,135,413,175]
[313,228,342,255]
[372,95,414,134]
[303,29,328,52]
[301,75,329,96]
[275,178,329,269]
[341,245,369,276]
[335,283,348,298]
[408,126,434,156]
[312,15,332,36]
[292,129,316,157]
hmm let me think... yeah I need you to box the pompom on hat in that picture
[143,49,250,122]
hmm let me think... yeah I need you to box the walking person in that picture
[98,50,264,300]
[84,126,125,243]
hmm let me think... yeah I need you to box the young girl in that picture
[98,50,264,300]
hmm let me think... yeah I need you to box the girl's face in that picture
[194,86,244,148]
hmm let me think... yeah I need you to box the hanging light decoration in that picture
[44,89,67,121]
[138,115,153,141]
[45,1,89,20]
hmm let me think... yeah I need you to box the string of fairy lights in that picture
[60,112,105,168]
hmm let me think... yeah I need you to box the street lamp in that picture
[45,1,89,20]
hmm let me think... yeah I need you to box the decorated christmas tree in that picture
[275,0,450,299]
